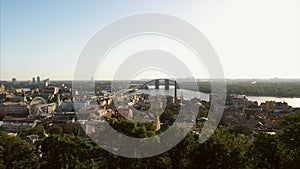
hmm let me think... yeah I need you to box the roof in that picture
[0,102,28,106]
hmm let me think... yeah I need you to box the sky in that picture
[1,0,299,80]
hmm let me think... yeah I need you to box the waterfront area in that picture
[1,78,300,168]
[1,78,299,133]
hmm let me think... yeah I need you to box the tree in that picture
[106,118,156,138]
[192,127,248,169]
[46,125,63,135]
[62,123,81,135]
[247,133,281,169]
[230,125,252,137]
[277,111,300,169]
[18,127,46,138]
[0,131,39,169]
[38,134,95,169]
[160,109,174,124]
[167,132,198,169]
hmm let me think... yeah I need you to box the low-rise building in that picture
[227,94,248,107]
[0,94,6,102]
[0,102,29,117]
[1,119,41,132]
[43,86,59,95]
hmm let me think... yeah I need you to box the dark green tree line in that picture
[1,111,299,168]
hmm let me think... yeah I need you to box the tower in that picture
[154,117,161,131]
[154,96,161,131]
[57,93,61,106]
[155,79,159,89]
[164,79,169,90]
[128,108,133,120]
[173,81,177,103]
[12,78,16,85]
[37,76,40,83]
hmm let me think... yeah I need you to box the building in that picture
[275,102,289,111]
[0,84,5,93]
[32,77,36,83]
[52,112,76,122]
[43,86,59,95]
[37,76,41,83]
[61,87,72,97]
[261,101,289,111]
[0,94,6,102]
[15,88,23,93]
[1,119,40,132]
[0,102,29,117]
[265,101,276,110]
[12,78,16,85]
[44,78,50,86]
[227,94,248,107]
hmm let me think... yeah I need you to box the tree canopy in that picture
[1,111,299,168]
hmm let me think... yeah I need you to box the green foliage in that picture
[45,125,63,135]
[160,109,174,124]
[226,81,300,97]
[195,80,300,97]
[62,123,81,135]
[247,133,281,169]
[18,127,46,138]
[0,131,39,169]
[277,111,300,169]
[38,134,95,169]
[192,127,248,169]
[247,111,300,169]
[278,111,300,147]
[167,132,198,169]
[1,111,300,168]
[106,118,156,138]
[230,125,252,136]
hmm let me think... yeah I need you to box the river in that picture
[247,96,300,108]
[135,85,300,108]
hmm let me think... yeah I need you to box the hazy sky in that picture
[1,0,299,80]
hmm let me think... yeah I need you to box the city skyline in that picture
[1,1,300,167]
[1,0,299,80]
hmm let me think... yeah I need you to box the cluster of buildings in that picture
[220,94,295,132]
[75,81,183,134]
[11,76,41,85]
[0,77,78,133]
[1,77,298,142]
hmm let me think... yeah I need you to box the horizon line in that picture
[1,78,300,82]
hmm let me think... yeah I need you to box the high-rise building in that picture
[37,76,40,83]
[44,78,50,86]
[12,78,16,85]
[32,77,36,83]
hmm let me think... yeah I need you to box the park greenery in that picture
[0,110,299,169]
[196,80,300,97]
